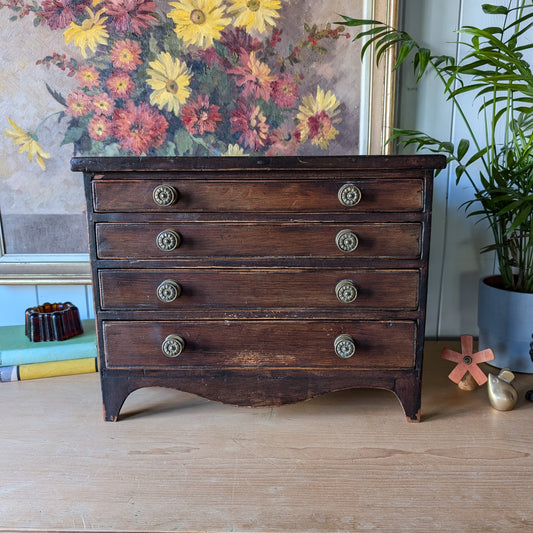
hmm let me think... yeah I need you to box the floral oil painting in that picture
[0,0,372,256]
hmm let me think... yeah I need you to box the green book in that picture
[0,319,97,367]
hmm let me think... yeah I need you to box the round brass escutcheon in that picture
[161,334,185,358]
[334,334,356,359]
[157,279,182,303]
[335,279,358,303]
[335,229,359,253]
[156,229,181,251]
[153,184,178,207]
[338,183,361,207]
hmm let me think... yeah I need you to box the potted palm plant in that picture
[337,2,533,372]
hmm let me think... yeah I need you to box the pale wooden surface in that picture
[1,341,532,533]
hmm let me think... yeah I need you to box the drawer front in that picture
[98,269,419,310]
[103,320,416,368]
[95,222,422,260]
[92,179,424,213]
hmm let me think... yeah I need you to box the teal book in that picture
[0,319,97,367]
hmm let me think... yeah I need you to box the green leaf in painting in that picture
[175,128,193,155]
[155,141,177,156]
[61,126,85,146]
[46,83,66,106]
[102,142,123,156]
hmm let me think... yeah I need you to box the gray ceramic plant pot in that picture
[478,275,533,373]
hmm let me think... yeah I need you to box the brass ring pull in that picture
[153,184,178,207]
[335,279,358,303]
[161,334,185,358]
[157,280,181,303]
[336,229,359,253]
[338,183,361,207]
[334,334,356,359]
[156,229,181,251]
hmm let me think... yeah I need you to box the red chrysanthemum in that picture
[105,0,158,35]
[219,27,262,57]
[195,47,221,69]
[181,95,221,136]
[229,51,274,102]
[265,126,300,156]
[230,100,269,152]
[91,92,115,116]
[110,39,142,71]
[76,65,100,89]
[88,115,112,141]
[40,0,84,30]
[271,73,299,108]
[112,101,168,155]
[106,71,135,99]
[65,90,92,117]
[307,110,334,141]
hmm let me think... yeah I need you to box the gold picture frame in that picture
[0,0,398,284]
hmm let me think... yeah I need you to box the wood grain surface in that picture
[1,341,532,533]
[95,222,422,260]
[92,178,424,213]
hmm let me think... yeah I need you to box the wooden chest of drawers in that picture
[71,155,445,422]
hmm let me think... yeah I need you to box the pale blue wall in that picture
[0,285,94,326]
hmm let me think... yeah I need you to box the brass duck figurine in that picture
[487,368,518,411]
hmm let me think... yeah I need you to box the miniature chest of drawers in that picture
[72,155,445,422]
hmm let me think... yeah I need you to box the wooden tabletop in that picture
[1,341,532,533]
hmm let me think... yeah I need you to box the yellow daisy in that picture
[223,143,246,156]
[228,0,281,34]
[167,0,232,49]
[146,51,192,115]
[4,118,50,170]
[63,7,108,58]
[296,86,341,150]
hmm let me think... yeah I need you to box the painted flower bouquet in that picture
[3,0,350,168]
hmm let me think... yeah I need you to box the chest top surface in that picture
[71,154,446,173]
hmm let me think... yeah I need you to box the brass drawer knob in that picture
[338,183,361,207]
[336,229,359,252]
[161,334,185,358]
[156,229,181,251]
[335,279,358,303]
[334,334,356,359]
[153,184,178,207]
[157,279,181,303]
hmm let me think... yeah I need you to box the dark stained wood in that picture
[72,154,447,173]
[103,320,417,369]
[99,366,422,422]
[95,222,422,260]
[73,155,445,422]
[92,178,425,213]
[98,269,420,310]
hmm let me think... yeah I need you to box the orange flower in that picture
[65,90,92,117]
[88,115,112,141]
[110,39,142,71]
[229,51,275,102]
[230,100,269,151]
[106,71,134,98]
[112,101,168,155]
[181,95,221,135]
[91,92,115,115]
[76,65,100,89]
